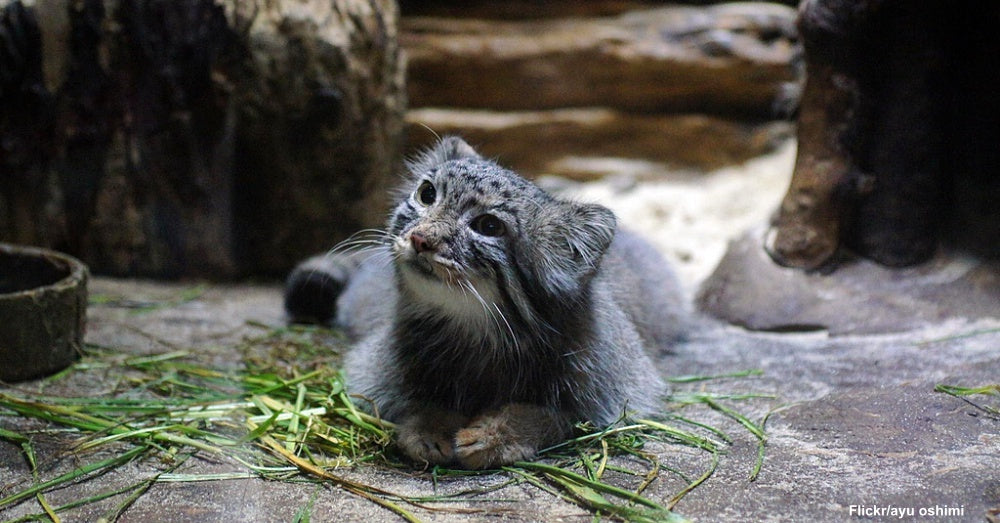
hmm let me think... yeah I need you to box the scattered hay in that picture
[0,324,773,522]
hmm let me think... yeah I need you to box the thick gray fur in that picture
[285,136,686,468]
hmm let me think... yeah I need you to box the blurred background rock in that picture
[401,1,799,178]
[0,0,798,279]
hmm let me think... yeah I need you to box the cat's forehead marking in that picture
[428,159,536,209]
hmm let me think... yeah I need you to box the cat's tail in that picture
[284,253,362,325]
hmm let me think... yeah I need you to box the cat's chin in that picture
[399,262,485,322]
[397,259,508,324]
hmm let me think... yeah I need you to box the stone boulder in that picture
[407,108,792,178]
[402,2,799,178]
[400,0,800,20]
[403,3,798,116]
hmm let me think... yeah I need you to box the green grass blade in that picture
[4,483,146,523]
[511,462,688,523]
[292,486,324,523]
[917,327,1000,346]
[934,384,1000,396]
[935,383,1000,416]
[664,415,733,444]
[0,445,150,508]
[701,398,768,481]
[0,426,30,444]
[667,452,719,509]
[667,369,764,383]
[635,419,721,453]
[514,461,667,512]
[101,453,191,522]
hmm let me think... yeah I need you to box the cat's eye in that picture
[471,214,506,237]
[416,181,436,206]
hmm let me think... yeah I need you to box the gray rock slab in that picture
[698,227,1000,335]
[1,277,998,522]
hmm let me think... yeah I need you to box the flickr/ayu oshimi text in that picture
[848,504,965,519]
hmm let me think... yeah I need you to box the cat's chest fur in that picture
[392,316,566,415]
[389,284,597,416]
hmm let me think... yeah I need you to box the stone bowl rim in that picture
[0,242,88,299]
[0,242,89,382]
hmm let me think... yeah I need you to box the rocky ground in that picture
[2,142,998,522]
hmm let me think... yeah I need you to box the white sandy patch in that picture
[547,140,796,294]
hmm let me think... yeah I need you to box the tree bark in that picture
[766,0,1000,269]
[0,0,404,278]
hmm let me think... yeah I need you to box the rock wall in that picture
[398,0,800,20]
[401,2,799,178]
[1,0,798,277]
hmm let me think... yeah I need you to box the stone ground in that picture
[2,142,999,522]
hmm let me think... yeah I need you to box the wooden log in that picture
[764,62,856,269]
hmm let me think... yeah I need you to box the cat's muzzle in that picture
[407,254,436,277]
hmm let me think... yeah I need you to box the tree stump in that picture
[699,0,1000,333]
[0,0,404,279]
[766,0,1000,269]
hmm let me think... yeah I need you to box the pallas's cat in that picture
[285,137,686,469]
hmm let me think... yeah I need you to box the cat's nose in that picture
[410,232,435,253]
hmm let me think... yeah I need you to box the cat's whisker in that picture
[457,280,491,345]
[491,302,519,353]
[325,238,389,257]
[458,280,489,324]
[323,229,391,254]
[330,229,390,245]
[343,228,391,239]
[361,250,393,270]
[332,236,388,247]
[462,278,518,354]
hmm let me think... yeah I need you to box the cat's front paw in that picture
[395,410,467,467]
[397,425,455,465]
[454,413,537,469]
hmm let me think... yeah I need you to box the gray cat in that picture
[285,137,686,469]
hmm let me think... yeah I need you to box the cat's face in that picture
[386,137,616,327]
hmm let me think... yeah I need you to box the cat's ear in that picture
[528,201,616,297]
[407,136,482,173]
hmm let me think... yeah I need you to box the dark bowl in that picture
[0,243,88,382]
